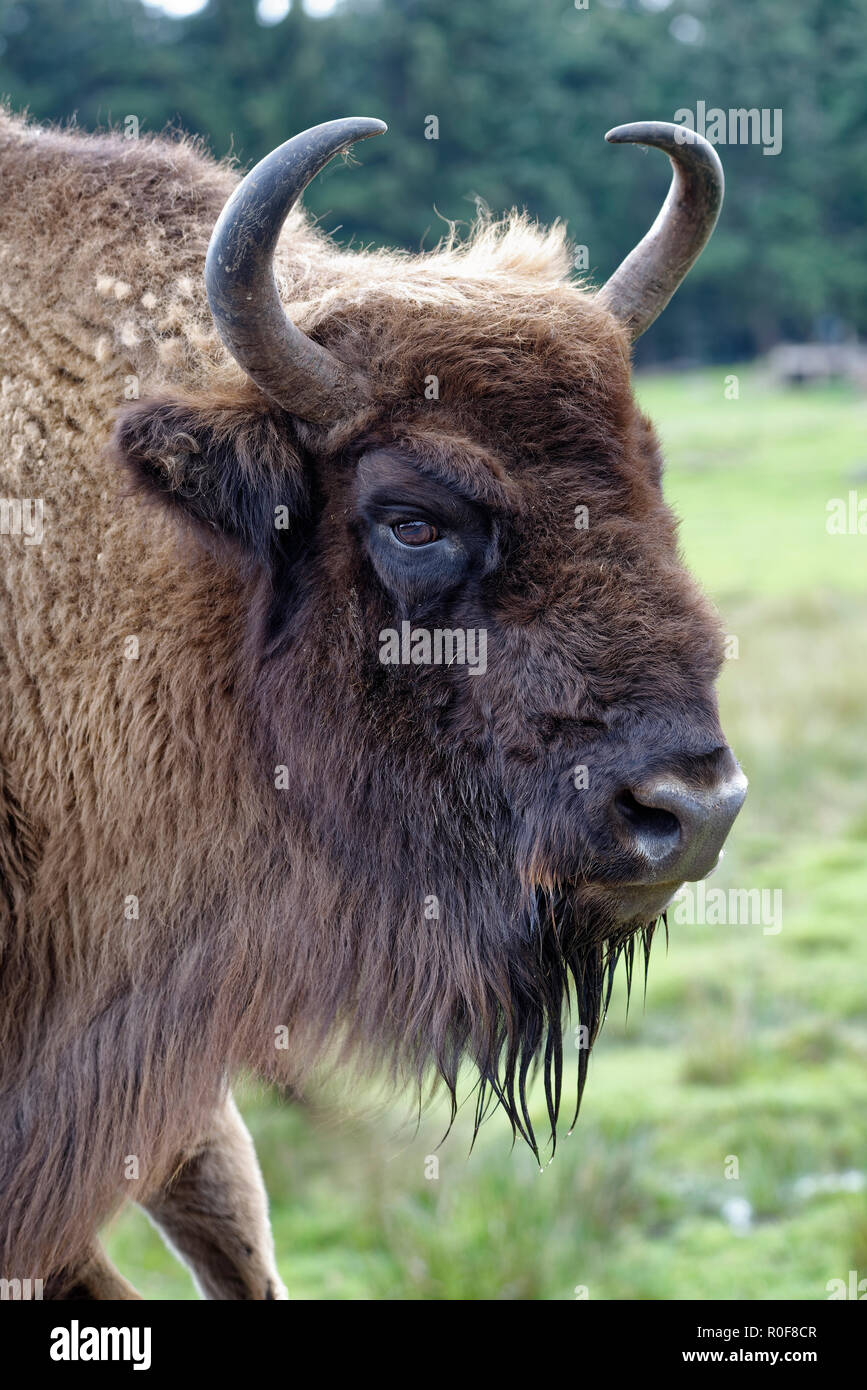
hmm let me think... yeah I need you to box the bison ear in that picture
[110,394,307,563]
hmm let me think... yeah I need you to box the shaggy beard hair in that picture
[421,888,666,1167]
[254,742,667,1166]
[259,870,665,1169]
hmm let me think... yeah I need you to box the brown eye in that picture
[392,519,439,546]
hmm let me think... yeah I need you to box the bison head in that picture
[113,119,745,1158]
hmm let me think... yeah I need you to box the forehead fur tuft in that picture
[291,210,588,327]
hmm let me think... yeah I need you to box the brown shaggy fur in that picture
[0,108,728,1290]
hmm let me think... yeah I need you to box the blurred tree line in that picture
[0,0,864,363]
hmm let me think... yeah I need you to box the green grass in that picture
[103,366,867,1299]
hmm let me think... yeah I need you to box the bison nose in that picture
[612,759,748,884]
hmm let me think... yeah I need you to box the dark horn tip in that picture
[604,121,723,176]
[605,124,635,144]
[605,122,666,145]
[347,117,388,139]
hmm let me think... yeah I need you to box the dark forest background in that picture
[0,0,863,364]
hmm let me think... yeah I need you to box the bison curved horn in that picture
[205,117,387,424]
[597,121,724,341]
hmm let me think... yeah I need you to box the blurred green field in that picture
[104,366,867,1300]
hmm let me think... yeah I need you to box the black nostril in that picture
[612,758,748,882]
[614,789,681,848]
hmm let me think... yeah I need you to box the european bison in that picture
[0,109,744,1299]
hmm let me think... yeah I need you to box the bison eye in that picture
[392,519,439,547]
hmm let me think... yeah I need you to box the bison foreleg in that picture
[140,1089,287,1301]
[44,1243,143,1300]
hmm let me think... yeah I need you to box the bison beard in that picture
[239,727,663,1166]
[456,888,661,1160]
